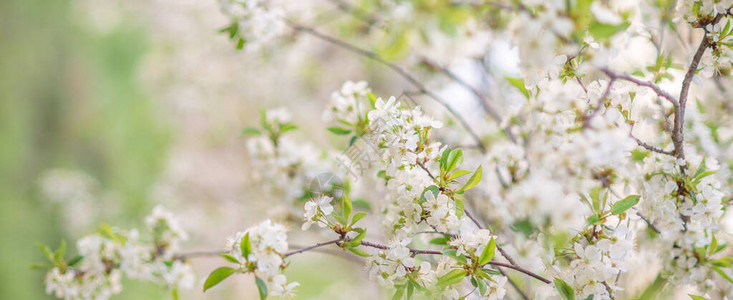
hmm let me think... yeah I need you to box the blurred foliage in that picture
[0,0,169,298]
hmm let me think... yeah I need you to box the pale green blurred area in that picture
[0,0,169,298]
[0,0,377,299]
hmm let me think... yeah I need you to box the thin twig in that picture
[629,133,675,157]
[283,19,487,153]
[464,209,518,267]
[421,58,517,143]
[284,238,343,257]
[584,78,616,125]
[500,268,530,300]
[358,240,551,284]
[600,68,679,107]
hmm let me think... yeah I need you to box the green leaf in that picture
[367,93,377,108]
[220,253,240,264]
[554,278,575,300]
[172,289,179,300]
[327,127,352,135]
[478,238,496,265]
[713,266,733,284]
[638,273,666,300]
[429,236,450,245]
[203,267,236,292]
[448,169,472,181]
[279,124,297,134]
[587,214,602,225]
[589,187,602,213]
[28,263,52,270]
[437,269,467,287]
[630,149,649,162]
[689,295,709,300]
[420,185,440,202]
[589,21,630,40]
[240,233,253,259]
[454,198,465,219]
[445,149,464,173]
[392,285,405,300]
[442,249,467,264]
[37,243,55,264]
[505,77,530,99]
[343,194,353,220]
[236,38,246,50]
[350,212,368,226]
[67,255,84,267]
[349,228,367,247]
[440,147,452,173]
[710,234,719,257]
[348,247,371,257]
[611,195,640,215]
[54,240,66,265]
[352,199,372,211]
[255,276,268,300]
[459,165,482,193]
[241,127,262,136]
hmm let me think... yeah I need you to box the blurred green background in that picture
[0,0,170,298]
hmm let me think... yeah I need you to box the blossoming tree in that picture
[35,0,733,299]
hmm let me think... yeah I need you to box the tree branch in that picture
[284,238,343,257]
[599,68,679,107]
[283,19,487,153]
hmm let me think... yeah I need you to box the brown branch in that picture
[283,19,487,153]
[584,78,616,126]
[629,133,675,157]
[599,68,679,107]
[358,240,551,284]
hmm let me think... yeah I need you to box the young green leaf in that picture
[220,253,241,264]
[279,124,297,134]
[241,127,262,136]
[343,194,353,220]
[67,255,84,267]
[505,76,530,99]
[53,240,66,266]
[440,147,452,173]
[241,233,253,259]
[429,236,450,245]
[445,148,464,173]
[350,212,368,226]
[437,269,468,287]
[611,195,640,215]
[37,243,55,264]
[554,278,575,300]
[458,165,482,193]
[448,169,472,181]
[454,198,465,219]
[689,295,709,300]
[478,237,496,265]
[255,276,268,300]
[327,127,352,135]
[203,267,236,292]
[348,247,371,257]
[349,228,367,247]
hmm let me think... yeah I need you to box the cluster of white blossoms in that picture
[246,108,331,202]
[217,0,285,51]
[44,206,194,300]
[301,195,334,230]
[559,225,633,300]
[323,80,371,126]
[224,219,298,297]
